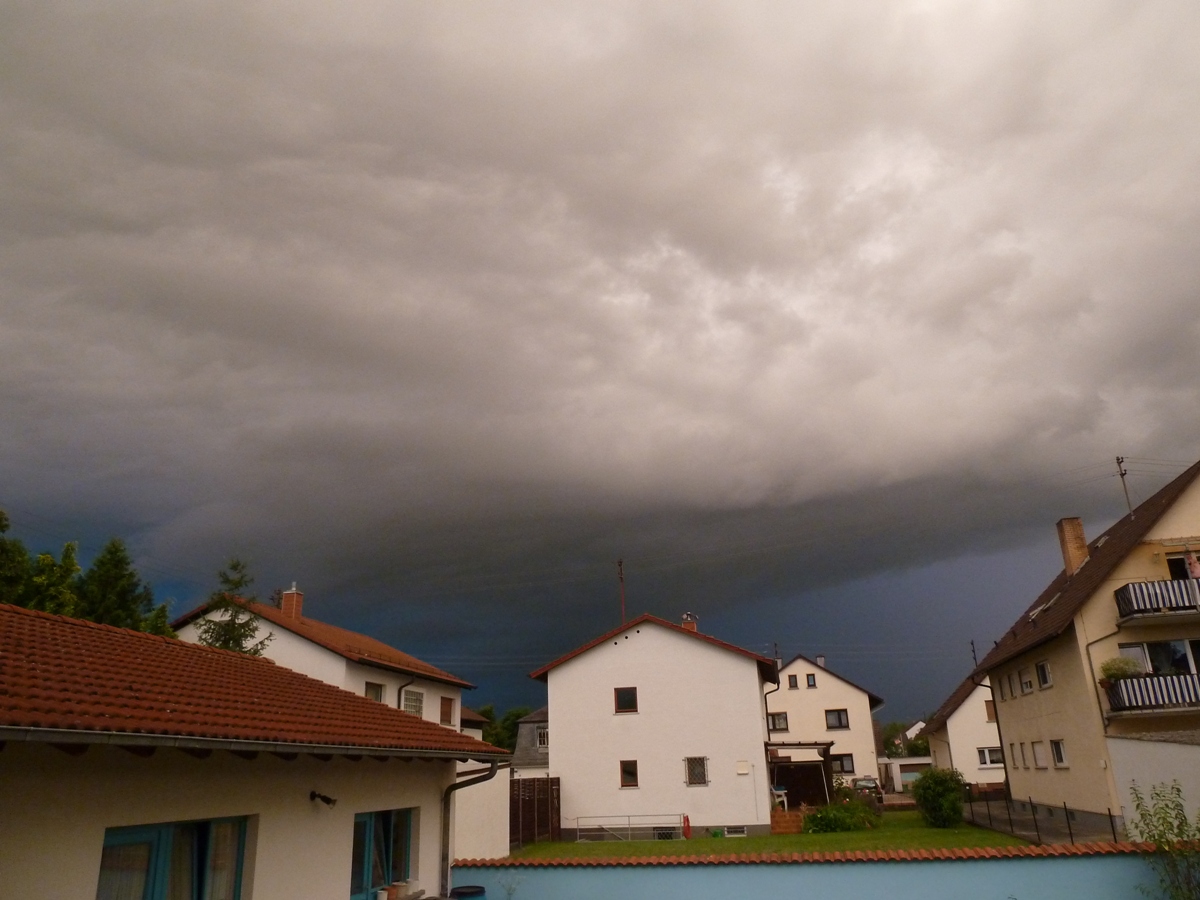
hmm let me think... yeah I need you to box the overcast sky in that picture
[4,1,1200,720]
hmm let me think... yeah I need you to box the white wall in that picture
[451,766,511,860]
[767,658,877,782]
[1106,736,1200,826]
[548,623,772,832]
[942,680,1005,785]
[0,742,453,899]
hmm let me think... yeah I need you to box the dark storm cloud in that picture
[4,1,1200,714]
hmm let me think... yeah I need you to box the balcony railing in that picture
[1106,673,1200,712]
[1114,579,1200,618]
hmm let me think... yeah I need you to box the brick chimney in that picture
[681,611,698,632]
[1056,518,1089,575]
[281,583,304,619]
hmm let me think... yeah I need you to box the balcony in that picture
[1105,673,1200,714]
[1114,579,1200,621]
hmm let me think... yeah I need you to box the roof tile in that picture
[0,604,504,758]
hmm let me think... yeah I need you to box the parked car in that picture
[851,776,884,802]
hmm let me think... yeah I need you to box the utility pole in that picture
[616,558,626,624]
[1116,456,1133,517]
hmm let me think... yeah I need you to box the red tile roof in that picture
[173,599,473,689]
[0,604,505,759]
[976,457,1200,675]
[529,614,779,684]
[456,841,1152,866]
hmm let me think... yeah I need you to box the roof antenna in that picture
[616,558,626,625]
[1116,456,1134,517]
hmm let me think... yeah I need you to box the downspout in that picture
[440,759,499,897]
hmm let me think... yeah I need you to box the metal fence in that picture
[964,788,1124,845]
[574,814,685,842]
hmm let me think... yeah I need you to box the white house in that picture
[174,587,471,731]
[530,612,779,838]
[173,587,511,861]
[510,706,551,779]
[922,675,1005,788]
[0,602,507,899]
[765,653,884,802]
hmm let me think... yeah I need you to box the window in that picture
[535,725,549,750]
[1009,742,1017,766]
[1007,673,1016,698]
[402,689,424,717]
[788,674,798,689]
[97,818,245,900]
[364,682,384,703]
[614,686,638,713]
[1019,742,1028,768]
[1035,661,1053,689]
[977,747,1004,766]
[1050,739,1068,767]
[620,759,639,787]
[807,673,817,688]
[767,712,789,732]
[1019,668,1034,694]
[684,756,709,785]
[440,696,455,725]
[825,709,849,729]
[998,679,1006,701]
[984,700,996,722]
[1120,640,1200,676]
[350,809,413,900]
[1031,740,1048,768]
[830,754,855,774]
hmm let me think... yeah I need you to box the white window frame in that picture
[1019,668,1034,694]
[977,747,1004,767]
[1031,740,1049,769]
[1035,661,1053,689]
[1050,739,1068,767]
[364,681,385,703]
[402,689,424,717]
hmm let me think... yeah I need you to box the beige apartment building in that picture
[976,458,1200,823]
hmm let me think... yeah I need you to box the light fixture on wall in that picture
[310,790,337,808]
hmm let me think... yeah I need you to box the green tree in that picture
[478,705,531,751]
[1129,780,1200,900]
[194,558,272,656]
[0,510,31,605]
[910,767,967,828]
[75,538,174,636]
[25,542,81,616]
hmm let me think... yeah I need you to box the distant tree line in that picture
[0,508,173,635]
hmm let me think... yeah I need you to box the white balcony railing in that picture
[1114,579,1200,618]
[1106,673,1200,712]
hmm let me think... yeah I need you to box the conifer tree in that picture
[194,558,272,655]
[75,538,174,636]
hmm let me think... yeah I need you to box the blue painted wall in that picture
[453,855,1154,900]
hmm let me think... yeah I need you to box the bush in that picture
[910,768,967,828]
[1100,656,1144,680]
[804,799,879,833]
[1129,780,1200,900]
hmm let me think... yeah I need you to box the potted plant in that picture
[1099,655,1144,689]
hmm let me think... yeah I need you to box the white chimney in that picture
[815,654,826,668]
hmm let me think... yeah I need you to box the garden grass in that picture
[509,810,1027,859]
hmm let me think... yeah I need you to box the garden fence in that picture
[963,786,1124,845]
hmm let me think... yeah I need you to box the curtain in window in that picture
[97,842,152,900]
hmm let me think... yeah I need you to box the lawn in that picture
[509,811,1027,859]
